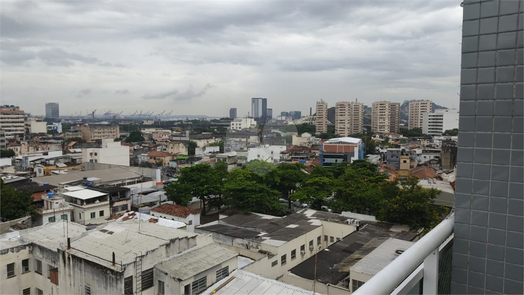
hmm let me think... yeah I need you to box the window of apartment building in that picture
[6,263,15,278]
[271,260,278,267]
[141,268,154,291]
[90,153,93,156]
[22,288,30,295]
[352,279,365,292]
[216,266,229,281]
[317,236,321,246]
[90,212,96,219]
[324,235,328,242]
[22,259,29,273]
[35,288,43,295]
[35,259,42,274]
[330,236,334,242]
[191,276,207,294]
[61,214,68,220]
[94,153,97,156]
[281,254,287,265]
[300,244,305,253]
[48,216,56,223]
[337,237,341,242]
[85,284,91,295]
[47,265,54,279]
[291,249,296,260]
[309,240,313,250]
[124,276,133,295]
[99,210,104,217]
[157,280,165,295]
[79,213,82,220]
[184,284,190,295]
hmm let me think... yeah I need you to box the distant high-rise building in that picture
[335,101,364,136]
[229,108,237,119]
[281,111,290,117]
[289,111,302,120]
[451,1,523,294]
[45,102,60,119]
[371,101,401,134]
[315,100,328,134]
[0,105,25,139]
[408,100,432,129]
[422,109,459,136]
[267,108,273,120]
[251,98,267,123]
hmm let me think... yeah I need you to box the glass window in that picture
[300,244,305,253]
[90,212,96,219]
[352,279,365,292]
[22,259,29,273]
[35,260,42,274]
[99,210,104,217]
[330,236,334,242]
[36,288,43,295]
[7,263,15,278]
[291,249,296,260]
[48,216,56,223]
[281,254,287,265]
[309,240,313,249]
[271,260,278,267]
[61,214,68,220]
[317,236,321,246]
[157,280,164,295]
[324,235,328,242]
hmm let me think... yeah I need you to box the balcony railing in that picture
[353,212,454,295]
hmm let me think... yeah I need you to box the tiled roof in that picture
[150,204,200,218]
[410,166,438,179]
[147,151,172,158]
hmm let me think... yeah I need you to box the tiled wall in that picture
[452,0,523,294]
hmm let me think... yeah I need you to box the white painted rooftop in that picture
[325,137,362,144]
[156,243,237,280]
[62,189,107,200]
[350,238,414,276]
[204,269,321,295]
[116,211,186,229]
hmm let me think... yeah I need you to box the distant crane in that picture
[87,109,97,120]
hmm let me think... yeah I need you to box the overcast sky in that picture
[1,0,463,117]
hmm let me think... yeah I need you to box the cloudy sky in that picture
[1,0,463,117]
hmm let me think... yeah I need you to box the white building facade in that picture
[422,109,459,136]
[230,118,257,130]
[82,139,130,166]
[247,145,286,163]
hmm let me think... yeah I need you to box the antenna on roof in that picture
[138,171,143,233]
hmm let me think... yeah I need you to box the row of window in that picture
[48,214,68,223]
[6,258,55,280]
[78,210,105,220]
[271,235,341,267]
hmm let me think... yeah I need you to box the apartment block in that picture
[315,100,328,134]
[371,101,401,134]
[335,101,364,136]
[408,100,433,129]
[0,105,25,139]
[45,103,59,119]
[80,124,120,141]
[452,1,524,294]
[422,109,459,136]
[82,139,130,166]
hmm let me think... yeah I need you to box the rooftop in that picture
[147,151,172,157]
[33,167,142,186]
[68,220,196,266]
[204,269,321,295]
[150,203,200,218]
[350,238,414,276]
[325,137,362,144]
[156,243,237,280]
[62,189,107,200]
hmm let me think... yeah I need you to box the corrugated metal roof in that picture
[156,244,237,280]
[350,238,414,276]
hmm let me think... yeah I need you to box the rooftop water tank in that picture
[47,192,54,198]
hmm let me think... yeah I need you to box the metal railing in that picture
[353,213,455,295]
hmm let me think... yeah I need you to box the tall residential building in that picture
[422,109,459,136]
[267,108,273,120]
[45,102,59,119]
[251,97,268,123]
[289,111,302,120]
[229,108,237,119]
[315,100,328,134]
[371,101,401,134]
[408,100,433,129]
[0,105,25,139]
[452,1,523,295]
[335,101,364,136]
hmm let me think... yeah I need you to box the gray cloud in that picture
[143,84,213,101]
[76,89,92,98]
[114,89,130,95]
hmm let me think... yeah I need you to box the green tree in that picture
[443,128,458,136]
[378,176,445,229]
[1,180,37,220]
[164,164,221,214]
[332,169,384,214]
[309,165,333,178]
[245,160,276,177]
[125,130,145,143]
[0,149,15,158]
[223,169,283,214]
[214,161,229,179]
[267,163,307,208]
[188,141,197,156]
[292,176,334,210]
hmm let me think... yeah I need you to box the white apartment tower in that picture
[0,105,25,139]
[315,100,328,134]
[408,100,433,129]
[371,101,401,134]
[335,101,364,136]
[422,109,459,136]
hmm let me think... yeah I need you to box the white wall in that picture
[71,202,110,225]
[247,145,286,163]
[82,139,130,166]
[149,212,201,232]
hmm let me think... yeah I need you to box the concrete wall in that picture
[71,202,110,225]
[280,272,351,295]
[150,212,200,232]
[0,244,33,295]
[349,270,372,293]
[82,139,130,166]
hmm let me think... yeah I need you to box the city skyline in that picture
[2,1,462,117]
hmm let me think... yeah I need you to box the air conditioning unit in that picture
[309,245,314,251]
[300,250,306,256]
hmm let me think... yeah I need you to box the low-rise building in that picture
[422,109,459,136]
[247,145,286,164]
[150,204,200,232]
[320,137,364,167]
[167,141,188,155]
[230,118,257,130]
[61,186,110,225]
[144,151,172,167]
[25,118,48,134]
[80,124,120,141]
[82,139,130,166]
[93,186,131,216]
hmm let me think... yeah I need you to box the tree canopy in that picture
[125,130,145,143]
[443,129,458,136]
[1,181,37,220]
[0,149,15,158]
